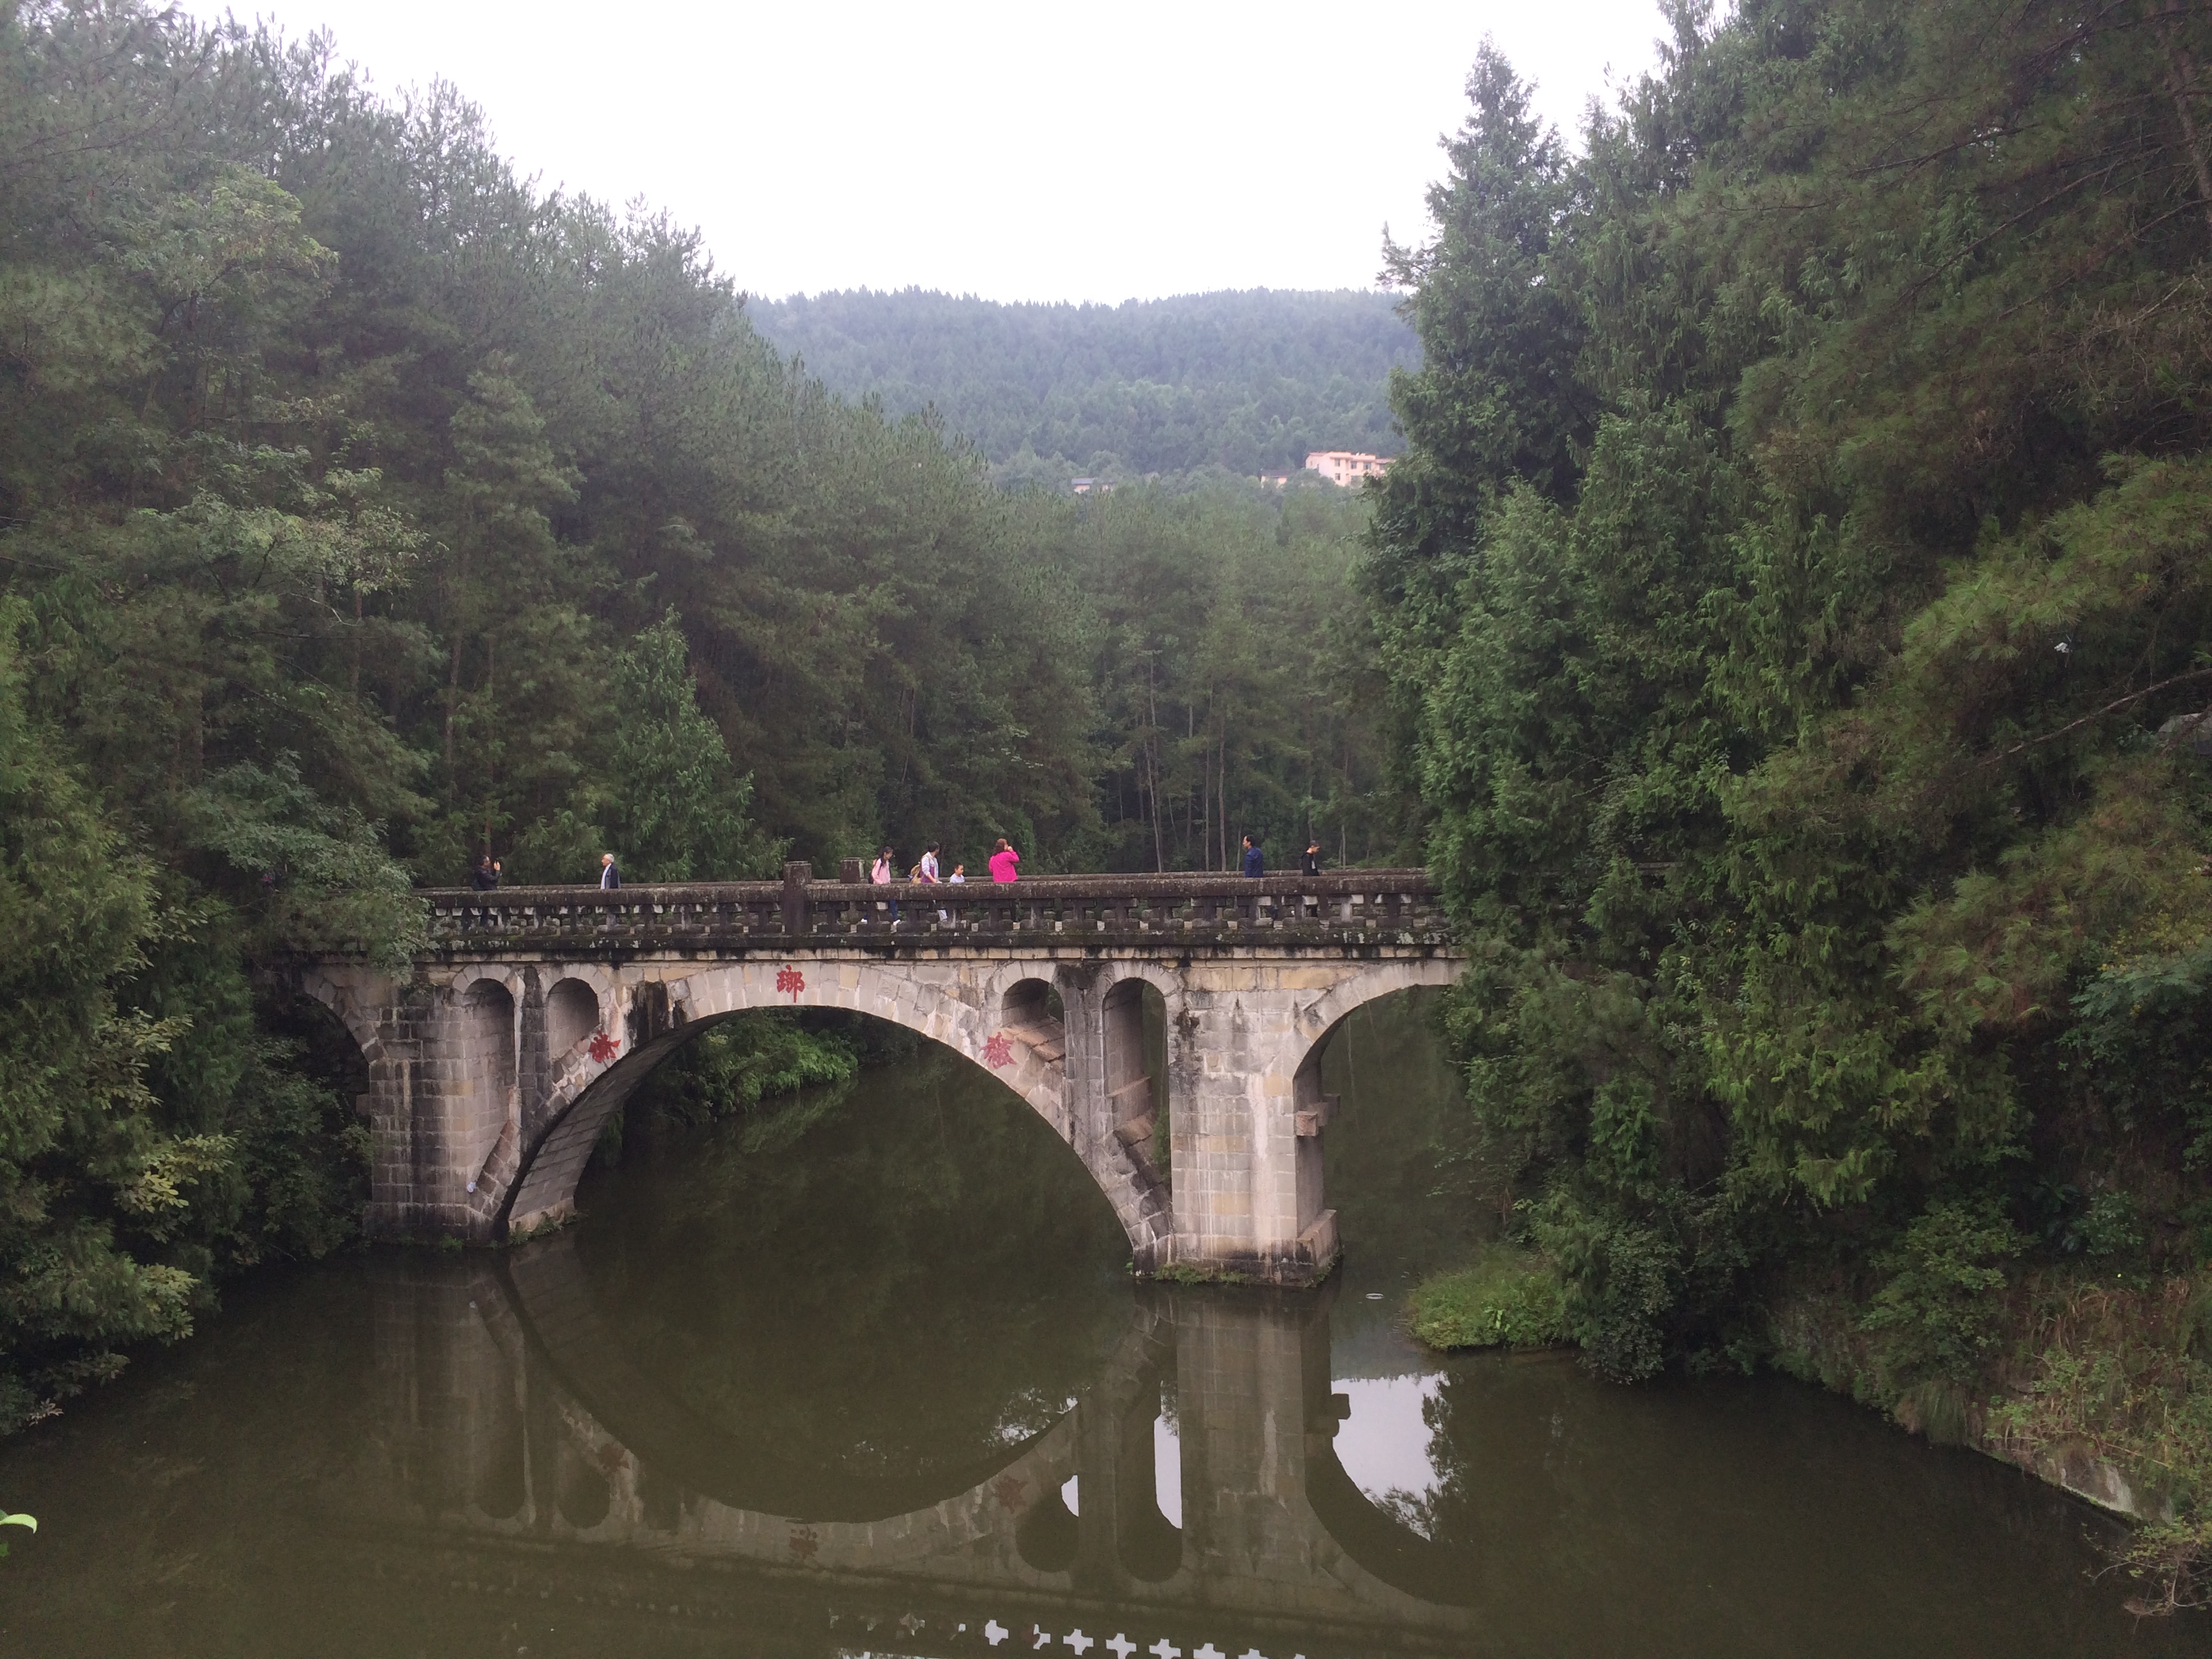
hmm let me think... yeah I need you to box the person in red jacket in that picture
[988,838,1021,882]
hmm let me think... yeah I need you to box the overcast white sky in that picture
[187,1,1673,304]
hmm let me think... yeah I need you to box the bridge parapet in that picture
[421,869,1447,955]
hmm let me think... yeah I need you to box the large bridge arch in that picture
[495,957,1170,1263]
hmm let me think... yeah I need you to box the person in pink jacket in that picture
[987,838,1021,882]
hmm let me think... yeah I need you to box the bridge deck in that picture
[420,869,1450,955]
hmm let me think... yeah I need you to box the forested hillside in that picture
[0,1,1403,1429]
[1378,0,2212,1603]
[20,0,2209,1606]
[748,288,1415,480]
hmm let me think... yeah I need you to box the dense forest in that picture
[0,1,1403,1431]
[749,288,1414,483]
[1379,0,2212,1605]
[9,0,2212,1607]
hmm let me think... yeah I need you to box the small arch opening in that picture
[460,980,518,1170]
[1000,976,1064,1029]
[472,1406,527,1520]
[462,979,518,1096]
[556,1437,612,1530]
[546,977,600,1058]
[1103,977,1167,1181]
[1016,1475,1081,1573]
[1000,977,1067,1071]
[1116,1368,1183,1581]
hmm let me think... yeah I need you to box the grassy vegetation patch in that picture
[1408,1248,1568,1351]
[1989,1277,2212,1614]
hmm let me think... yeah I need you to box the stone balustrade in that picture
[420,866,1447,954]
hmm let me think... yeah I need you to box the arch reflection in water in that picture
[341,1240,2211,1658]
[356,1239,1468,1656]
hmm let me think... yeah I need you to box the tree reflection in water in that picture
[0,1006,2200,1658]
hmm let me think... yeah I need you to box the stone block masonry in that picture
[295,872,1461,1286]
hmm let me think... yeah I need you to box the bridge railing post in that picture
[781,862,811,936]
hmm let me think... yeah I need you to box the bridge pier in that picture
[300,874,1460,1283]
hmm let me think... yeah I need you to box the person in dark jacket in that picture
[1241,834,1264,878]
[1303,839,1322,876]
[600,852,621,889]
[470,854,500,890]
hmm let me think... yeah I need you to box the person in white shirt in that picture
[599,852,621,889]
[912,842,943,918]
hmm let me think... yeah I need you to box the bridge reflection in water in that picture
[356,1237,1472,1659]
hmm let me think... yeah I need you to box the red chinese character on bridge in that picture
[776,966,805,1002]
[983,1032,1014,1069]
[587,1030,619,1063]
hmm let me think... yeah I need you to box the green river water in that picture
[0,993,2200,1657]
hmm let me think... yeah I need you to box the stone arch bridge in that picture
[300,867,1460,1284]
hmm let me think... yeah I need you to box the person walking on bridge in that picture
[872,844,900,924]
[599,852,621,889]
[1242,834,1265,878]
[1303,838,1323,876]
[989,838,1020,882]
[916,842,944,921]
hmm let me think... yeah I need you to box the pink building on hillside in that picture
[1304,450,1391,487]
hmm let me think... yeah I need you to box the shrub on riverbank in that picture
[1408,1248,1567,1351]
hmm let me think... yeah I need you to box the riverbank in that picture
[1410,1254,2212,1613]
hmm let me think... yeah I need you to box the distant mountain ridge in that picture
[747,288,1416,480]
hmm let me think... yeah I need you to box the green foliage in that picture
[1369,1,2212,1432]
[1990,1280,2212,1613]
[637,1013,862,1125]
[1030,478,1414,870]
[1861,1197,2024,1391]
[0,611,197,1428]
[603,612,780,882]
[750,288,1414,478]
[2071,939,2212,1172]
[0,1,1412,1427]
[180,757,425,968]
[1408,1246,1568,1350]
[1528,1191,1685,1382]
[600,1012,865,1168]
